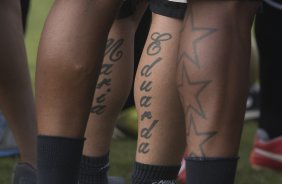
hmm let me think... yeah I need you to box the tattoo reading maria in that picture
[91,38,124,115]
[138,32,172,154]
[105,39,124,61]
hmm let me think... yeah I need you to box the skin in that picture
[36,0,123,138]
[83,0,148,157]
[135,13,186,166]
[178,0,261,157]
[0,0,37,167]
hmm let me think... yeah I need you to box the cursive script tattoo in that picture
[105,38,124,62]
[147,33,172,56]
[138,32,172,154]
[91,38,124,115]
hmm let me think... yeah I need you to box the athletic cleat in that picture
[250,129,282,170]
[177,149,188,184]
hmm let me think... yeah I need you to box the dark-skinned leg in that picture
[35,1,123,183]
[0,0,37,183]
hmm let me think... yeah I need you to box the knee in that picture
[38,49,100,81]
[65,61,97,78]
[59,59,99,79]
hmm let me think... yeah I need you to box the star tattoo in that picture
[187,115,218,157]
[177,65,211,119]
[181,8,218,69]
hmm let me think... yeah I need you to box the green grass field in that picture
[1,122,282,184]
[0,0,281,183]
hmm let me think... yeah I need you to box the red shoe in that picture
[250,129,282,170]
[178,149,188,184]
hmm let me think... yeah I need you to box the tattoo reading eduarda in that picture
[147,32,172,56]
[138,57,161,154]
[138,32,172,154]
[91,38,124,115]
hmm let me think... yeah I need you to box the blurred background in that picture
[0,0,281,183]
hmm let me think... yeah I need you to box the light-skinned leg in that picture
[132,12,186,184]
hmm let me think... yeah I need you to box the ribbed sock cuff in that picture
[37,135,84,184]
[79,153,110,184]
[186,157,239,184]
[132,162,180,184]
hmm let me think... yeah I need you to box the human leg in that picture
[0,0,37,183]
[132,1,187,183]
[82,0,147,158]
[79,1,147,184]
[122,8,151,110]
[35,0,123,183]
[177,1,260,183]
[0,0,36,168]
[249,0,282,170]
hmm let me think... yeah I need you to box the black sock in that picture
[132,162,180,184]
[186,157,239,184]
[37,135,84,184]
[256,1,282,139]
[79,153,110,184]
